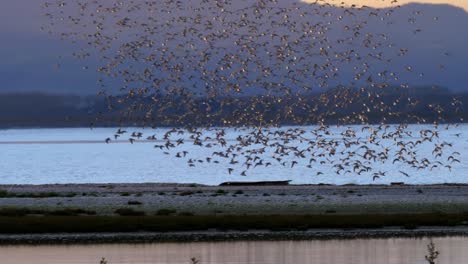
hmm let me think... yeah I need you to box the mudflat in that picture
[0,183,467,215]
[0,183,467,243]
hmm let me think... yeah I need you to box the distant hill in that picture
[0,88,465,128]
[0,93,103,128]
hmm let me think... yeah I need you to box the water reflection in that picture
[0,237,466,264]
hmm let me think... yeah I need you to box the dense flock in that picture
[42,0,462,177]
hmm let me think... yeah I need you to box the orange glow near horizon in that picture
[301,0,468,11]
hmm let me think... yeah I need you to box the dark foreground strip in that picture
[1,229,468,245]
[0,213,467,235]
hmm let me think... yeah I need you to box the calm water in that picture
[0,237,466,264]
[0,125,466,185]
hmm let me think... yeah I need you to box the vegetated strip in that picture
[0,213,467,234]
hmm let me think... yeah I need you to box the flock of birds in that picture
[102,124,462,179]
[42,0,462,179]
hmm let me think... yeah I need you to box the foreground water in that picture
[0,125,466,185]
[0,237,466,264]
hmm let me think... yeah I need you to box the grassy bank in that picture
[0,212,467,233]
[1,184,468,235]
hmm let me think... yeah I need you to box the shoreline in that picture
[2,182,468,188]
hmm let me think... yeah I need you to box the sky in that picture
[303,0,468,11]
[0,0,467,95]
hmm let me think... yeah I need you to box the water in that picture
[0,237,466,264]
[0,125,465,185]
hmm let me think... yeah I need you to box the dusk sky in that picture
[0,0,467,95]
[304,0,468,11]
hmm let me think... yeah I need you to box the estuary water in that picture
[0,237,466,264]
[0,125,466,185]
